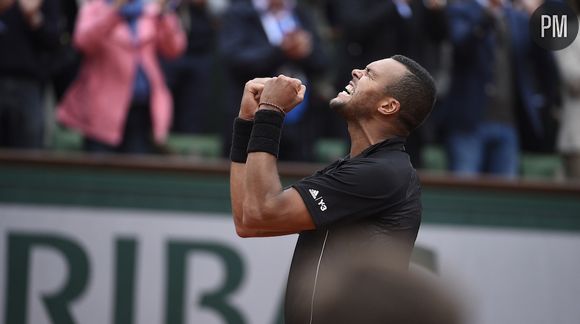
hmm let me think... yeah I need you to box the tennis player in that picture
[229,55,436,324]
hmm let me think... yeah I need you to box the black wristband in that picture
[230,117,254,163]
[247,109,284,158]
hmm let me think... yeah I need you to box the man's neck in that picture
[347,120,398,157]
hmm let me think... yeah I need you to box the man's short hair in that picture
[387,55,436,134]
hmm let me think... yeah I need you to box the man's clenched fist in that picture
[239,78,271,121]
[259,75,306,114]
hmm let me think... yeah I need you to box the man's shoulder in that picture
[325,155,415,191]
[360,151,415,173]
[316,151,412,174]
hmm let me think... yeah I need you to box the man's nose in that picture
[351,69,363,79]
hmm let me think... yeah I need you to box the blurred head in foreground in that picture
[314,266,464,324]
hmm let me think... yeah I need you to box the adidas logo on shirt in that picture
[309,189,327,212]
[309,189,319,199]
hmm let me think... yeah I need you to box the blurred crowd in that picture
[1,0,579,180]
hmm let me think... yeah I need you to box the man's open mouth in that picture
[345,84,354,95]
[340,82,354,96]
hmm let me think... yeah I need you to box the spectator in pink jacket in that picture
[58,0,186,154]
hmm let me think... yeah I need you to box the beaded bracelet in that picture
[258,102,286,116]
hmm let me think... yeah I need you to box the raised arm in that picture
[155,11,186,59]
[230,78,267,234]
[74,0,123,55]
[229,76,316,237]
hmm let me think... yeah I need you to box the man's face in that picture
[330,58,407,120]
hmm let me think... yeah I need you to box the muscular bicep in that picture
[242,187,316,234]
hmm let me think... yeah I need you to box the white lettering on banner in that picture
[0,205,296,324]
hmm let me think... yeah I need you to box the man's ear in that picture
[377,98,400,116]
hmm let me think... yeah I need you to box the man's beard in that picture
[330,97,372,121]
[329,97,352,120]
[329,97,344,111]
